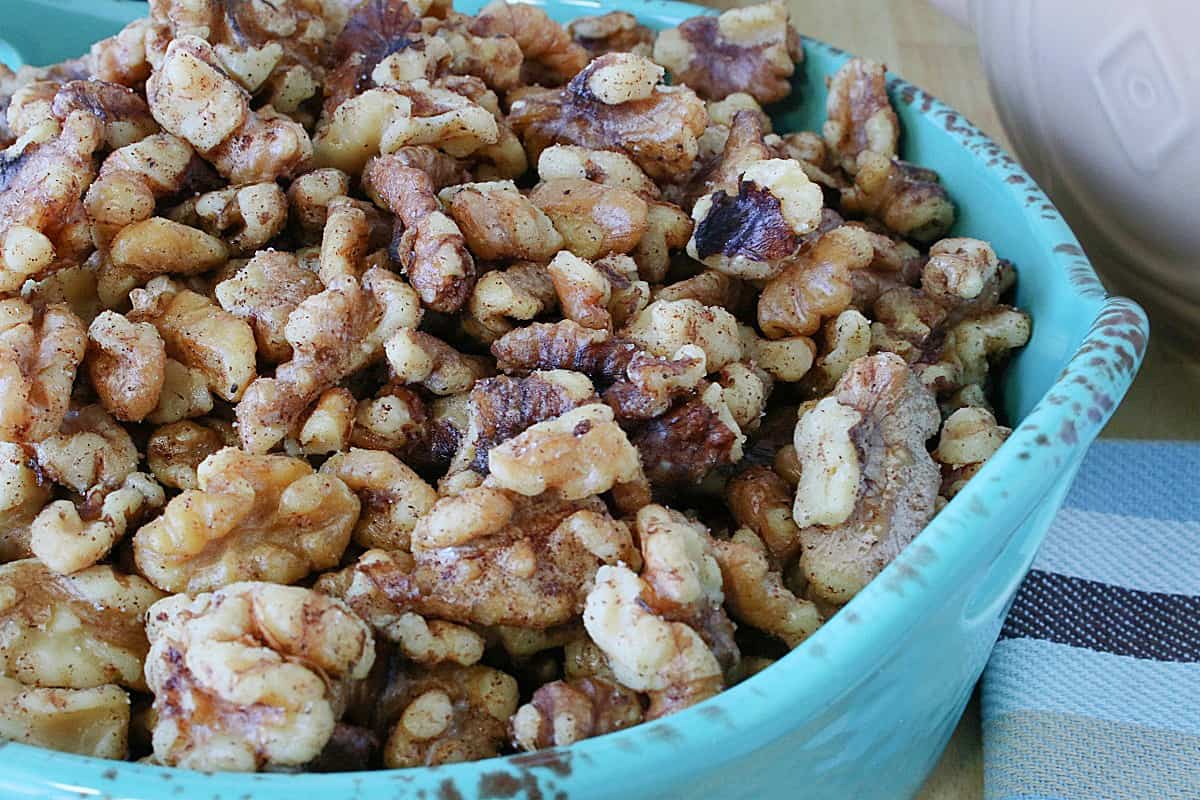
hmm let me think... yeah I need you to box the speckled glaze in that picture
[0,1,1148,798]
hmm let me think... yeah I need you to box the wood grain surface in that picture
[694,1,1200,797]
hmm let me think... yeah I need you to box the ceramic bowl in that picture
[0,1,1148,798]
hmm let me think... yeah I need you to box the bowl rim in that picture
[0,0,1149,796]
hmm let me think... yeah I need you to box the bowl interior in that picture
[0,1,1138,798]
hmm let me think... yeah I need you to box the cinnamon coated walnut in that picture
[933,406,1010,498]
[132,447,360,593]
[86,311,166,423]
[146,419,229,490]
[442,181,563,264]
[144,582,374,771]
[511,676,643,751]
[0,558,163,689]
[464,260,558,343]
[214,250,323,363]
[0,676,130,758]
[32,405,138,496]
[171,182,288,256]
[0,442,50,563]
[715,528,820,647]
[320,448,437,552]
[840,152,955,243]
[0,299,87,442]
[548,251,648,332]
[531,179,648,260]
[792,353,940,604]
[653,0,802,104]
[726,465,802,562]
[569,12,655,59]
[471,1,589,87]
[823,57,899,174]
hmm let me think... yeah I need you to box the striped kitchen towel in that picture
[982,440,1200,800]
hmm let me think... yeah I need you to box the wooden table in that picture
[696,0,1200,796]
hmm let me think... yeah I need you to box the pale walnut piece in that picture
[129,277,256,403]
[144,582,375,772]
[715,528,820,647]
[214,250,323,364]
[0,442,51,563]
[823,57,899,174]
[933,406,1010,498]
[51,80,159,150]
[464,261,558,343]
[290,387,357,456]
[87,311,167,423]
[0,559,163,690]
[688,158,823,280]
[146,419,228,490]
[31,472,165,575]
[236,267,420,453]
[793,353,941,604]
[146,358,214,425]
[0,676,130,759]
[470,1,589,87]
[147,36,312,183]
[0,300,87,442]
[802,308,872,397]
[98,216,229,306]
[385,329,492,396]
[0,113,100,292]
[173,182,288,256]
[548,251,649,332]
[381,663,518,768]
[840,151,955,243]
[508,53,708,182]
[442,181,563,264]
[531,179,648,261]
[32,404,138,496]
[363,154,475,313]
[568,12,655,59]
[320,448,437,552]
[653,1,802,104]
[625,299,743,373]
[511,676,643,751]
[537,144,661,199]
[132,448,360,594]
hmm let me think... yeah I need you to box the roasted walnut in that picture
[0,676,130,758]
[146,419,227,490]
[442,180,563,264]
[0,300,87,442]
[548,251,649,332]
[933,406,1010,498]
[511,676,643,751]
[86,310,166,423]
[568,12,655,59]
[470,0,589,86]
[0,442,50,563]
[715,528,820,647]
[840,151,955,243]
[531,178,649,260]
[214,250,323,364]
[320,448,438,552]
[823,57,899,174]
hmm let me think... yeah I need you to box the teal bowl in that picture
[0,1,1148,797]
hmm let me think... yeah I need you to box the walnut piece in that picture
[0,559,163,690]
[624,299,742,372]
[569,12,655,59]
[320,448,437,552]
[0,300,87,442]
[511,676,643,751]
[823,57,899,174]
[86,311,166,422]
[0,676,129,758]
[32,405,138,496]
[532,179,648,260]
[464,260,558,343]
[0,442,50,563]
[144,582,374,771]
[726,465,802,563]
[793,353,940,604]
[146,419,227,490]
[385,329,491,396]
[214,250,323,364]
[715,528,820,647]
[442,180,563,264]
[840,151,955,243]
[176,182,288,256]
[133,448,360,593]
[548,251,649,332]
[653,1,801,104]
[471,0,589,86]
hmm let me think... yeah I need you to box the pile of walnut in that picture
[0,0,1030,772]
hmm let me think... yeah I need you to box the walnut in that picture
[801,308,872,397]
[129,277,257,402]
[363,155,475,313]
[531,179,648,261]
[214,250,323,363]
[823,57,899,174]
[757,224,870,338]
[632,200,694,283]
[132,448,360,593]
[147,419,227,490]
[50,80,159,150]
[470,0,589,86]
[508,54,707,182]
[624,299,742,372]
[772,130,848,191]
[236,268,420,453]
[921,237,1001,311]
[716,361,770,431]
[688,158,823,280]
[420,15,523,92]
[716,529,820,647]
[450,370,596,475]
[929,306,1031,394]
[511,676,643,751]
[31,472,164,575]
[86,311,166,422]
[653,1,801,104]
[844,224,924,309]
[548,251,649,331]
[697,93,772,164]
[0,677,129,758]
[568,12,655,58]
[147,37,312,183]
[0,300,87,442]
[583,562,722,720]
[486,403,642,499]
[287,168,352,241]
[84,133,216,252]
[869,286,947,363]
[0,558,163,689]
[385,329,491,395]
[313,197,371,283]
[173,182,288,256]
[320,448,437,552]
[313,81,498,175]
[382,664,518,768]
[726,465,801,562]
[290,388,357,455]
[0,442,50,563]
[491,319,641,382]
[537,144,660,199]
[0,113,99,291]
[840,152,955,243]
[793,353,940,604]
[654,269,743,309]
[97,216,229,305]
[442,180,563,264]
[631,383,745,486]
[88,17,154,86]
[144,582,375,771]
[32,405,137,496]
[351,386,428,453]
[146,357,214,424]
[933,406,1009,498]
[774,443,802,486]
[603,345,706,421]
[342,489,630,628]
[20,264,100,326]
[6,82,66,144]
[464,260,558,343]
